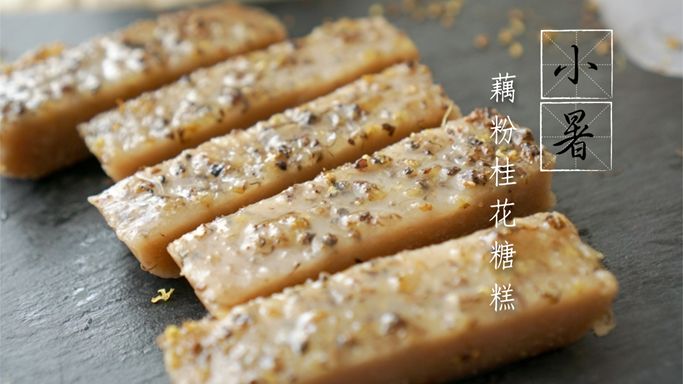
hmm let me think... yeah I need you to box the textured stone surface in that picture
[1,1,681,383]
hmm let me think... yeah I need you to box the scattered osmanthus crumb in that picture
[386,0,465,29]
[675,148,683,157]
[411,6,425,22]
[593,309,616,336]
[386,3,401,16]
[540,28,556,45]
[498,8,525,47]
[152,288,175,303]
[666,36,682,50]
[581,0,603,28]
[596,40,610,55]
[401,0,416,13]
[498,28,514,46]
[615,52,628,72]
[474,34,489,49]
[427,2,443,19]
[441,103,454,128]
[444,0,463,16]
[440,13,455,28]
[369,3,384,17]
[509,17,525,36]
[508,8,524,20]
[584,0,599,14]
[591,168,623,178]
[283,14,296,29]
[509,41,523,58]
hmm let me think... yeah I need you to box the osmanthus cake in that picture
[0,3,286,179]
[89,63,455,278]
[168,108,557,317]
[159,212,618,384]
[1,42,67,74]
[78,17,420,181]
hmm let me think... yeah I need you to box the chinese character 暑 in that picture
[489,115,517,145]
[553,109,594,160]
[490,241,515,270]
[554,44,599,85]
[490,157,516,186]
[491,73,516,103]
[490,198,515,227]
[490,283,515,311]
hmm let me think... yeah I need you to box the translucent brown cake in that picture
[0,3,286,179]
[89,62,455,278]
[159,212,618,384]
[168,108,557,317]
[78,17,420,181]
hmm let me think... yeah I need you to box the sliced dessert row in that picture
[167,108,556,317]
[3,8,616,382]
[160,212,618,384]
[89,62,453,277]
[79,17,420,181]
[1,3,286,178]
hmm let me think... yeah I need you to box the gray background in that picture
[1,1,681,383]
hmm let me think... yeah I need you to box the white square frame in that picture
[540,101,612,172]
[540,29,613,100]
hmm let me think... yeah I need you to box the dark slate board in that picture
[1,1,681,383]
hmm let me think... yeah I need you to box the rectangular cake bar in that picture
[0,3,286,178]
[168,108,557,317]
[78,17,419,181]
[89,63,454,277]
[160,212,618,384]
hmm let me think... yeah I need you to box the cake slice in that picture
[89,62,455,278]
[168,108,557,317]
[78,17,420,181]
[159,212,618,384]
[0,3,286,179]
[1,42,67,74]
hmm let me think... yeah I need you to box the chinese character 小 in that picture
[554,44,598,85]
